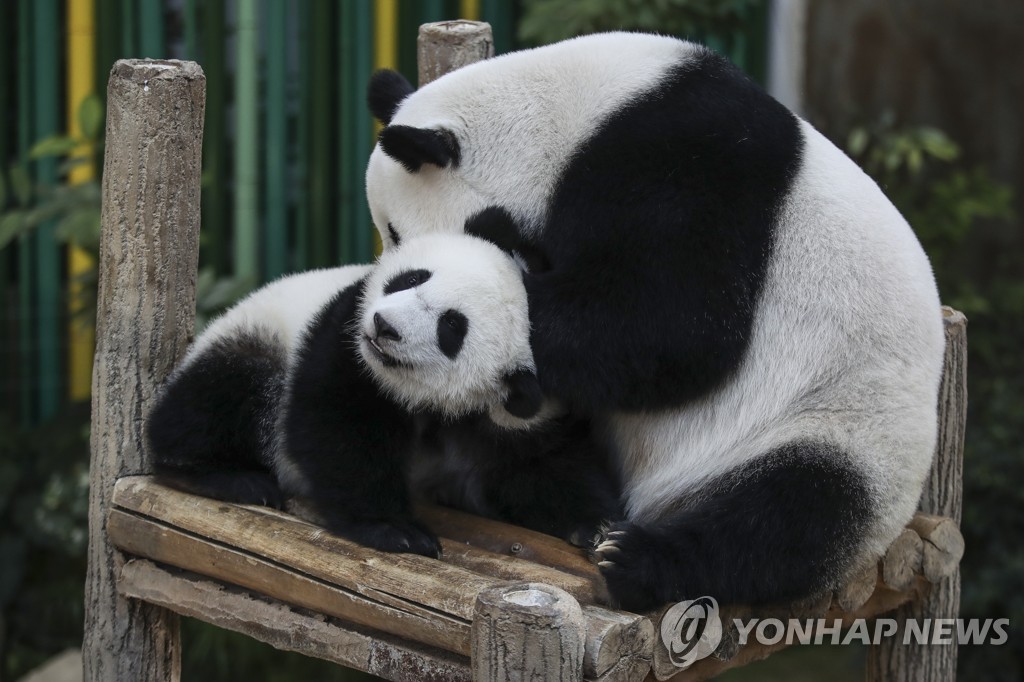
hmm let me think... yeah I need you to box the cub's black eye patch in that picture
[437,309,468,359]
[387,223,401,246]
[384,269,431,295]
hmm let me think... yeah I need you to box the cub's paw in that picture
[594,523,671,613]
[332,518,442,559]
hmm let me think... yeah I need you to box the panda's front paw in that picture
[329,518,442,559]
[594,522,672,613]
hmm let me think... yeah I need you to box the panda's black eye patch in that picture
[437,309,468,359]
[387,223,401,246]
[384,269,431,295]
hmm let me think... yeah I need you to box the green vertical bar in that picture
[352,0,373,262]
[16,0,34,424]
[421,0,444,23]
[397,0,419,84]
[337,0,355,265]
[120,0,136,57]
[234,0,259,282]
[139,0,164,58]
[95,0,121,108]
[183,0,198,59]
[264,0,288,279]
[201,0,228,273]
[0,0,11,413]
[481,0,514,55]
[294,0,309,272]
[33,0,60,420]
[307,0,333,268]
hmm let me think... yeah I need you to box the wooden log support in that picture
[417,20,494,86]
[472,583,586,682]
[866,307,967,682]
[84,59,205,682]
[118,560,474,682]
[881,529,924,592]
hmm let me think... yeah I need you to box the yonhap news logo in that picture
[659,596,1010,670]
[660,596,723,668]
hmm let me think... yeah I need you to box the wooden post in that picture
[472,583,586,682]
[866,307,967,681]
[83,59,205,682]
[417,20,494,87]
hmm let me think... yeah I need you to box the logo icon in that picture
[660,596,723,669]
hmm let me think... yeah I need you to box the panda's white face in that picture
[358,233,538,419]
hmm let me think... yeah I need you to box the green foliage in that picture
[845,114,1022,681]
[0,409,90,679]
[519,0,764,45]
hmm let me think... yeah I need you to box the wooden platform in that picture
[108,476,963,682]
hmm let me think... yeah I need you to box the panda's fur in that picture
[147,233,621,557]
[366,32,945,611]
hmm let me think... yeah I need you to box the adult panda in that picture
[366,32,945,611]
[147,232,621,558]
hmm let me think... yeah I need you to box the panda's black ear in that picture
[379,125,460,173]
[368,69,414,124]
[466,206,551,273]
[502,368,543,420]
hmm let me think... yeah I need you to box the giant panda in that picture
[147,232,621,558]
[365,32,946,611]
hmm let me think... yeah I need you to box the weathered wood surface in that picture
[473,583,586,682]
[419,503,606,584]
[118,560,474,682]
[84,59,206,682]
[417,20,494,86]
[866,307,966,682]
[110,476,655,680]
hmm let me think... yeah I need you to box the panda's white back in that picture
[613,120,944,557]
[182,264,372,371]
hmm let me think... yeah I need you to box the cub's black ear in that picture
[502,368,543,420]
[368,69,414,124]
[465,206,521,254]
[379,125,460,172]
[466,206,551,273]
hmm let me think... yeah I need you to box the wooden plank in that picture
[418,503,600,581]
[84,59,206,682]
[416,19,493,86]
[118,560,474,682]
[108,508,473,655]
[582,605,653,682]
[112,476,500,622]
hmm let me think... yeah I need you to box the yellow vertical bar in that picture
[67,0,96,401]
[460,0,480,20]
[374,0,398,70]
[372,0,398,255]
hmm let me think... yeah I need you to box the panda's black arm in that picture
[279,283,440,557]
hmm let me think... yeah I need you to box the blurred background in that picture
[0,1,1019,680]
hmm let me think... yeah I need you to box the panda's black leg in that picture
[595,442,873,612]
[280,283,441,558]
[478,424,623,545]
[147,337,286,508]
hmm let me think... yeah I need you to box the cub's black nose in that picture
[373,313,402,342]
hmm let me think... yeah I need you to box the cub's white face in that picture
[358,233,536,418]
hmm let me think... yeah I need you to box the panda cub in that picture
[147,232,620,557]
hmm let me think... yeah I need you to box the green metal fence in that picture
[0,0,769,426]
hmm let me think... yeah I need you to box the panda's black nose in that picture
[373,313,402,342]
